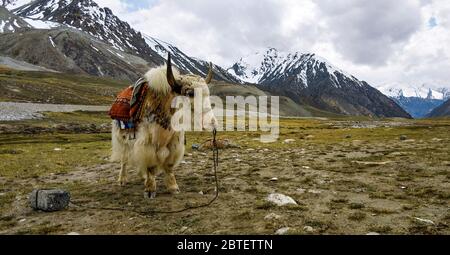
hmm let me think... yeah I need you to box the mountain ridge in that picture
[228,48,411,118]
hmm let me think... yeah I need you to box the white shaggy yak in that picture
[111,54,217,198]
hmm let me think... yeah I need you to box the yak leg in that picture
[144,166,157,199]
[117,154,128,186]
[163,165,180,194]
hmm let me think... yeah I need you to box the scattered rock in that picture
[399,135,407,141]
[352,160,392,166]
[296,188,306,194]
[366,232,380,235]
[308,189,322,194]
[283,139,295,144]
[264,213,281,220]
[431,138,443,142]
[267,193,297,206]
[275,227,290,235]
[414,217,435,225]
[54,148,62,151]
[180,226,189,233]
[19,218,26,223]
[29,189,70,212]
[303,226,314,232]
[198,191,204,195]
[305,135,314,139]
[302,166,310,169]
[67,232,80,235]
[270,177,278,182]
[191,144,200,150]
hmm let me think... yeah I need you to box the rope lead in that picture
[70,128,220,215]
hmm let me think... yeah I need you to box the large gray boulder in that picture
[29,189,70,212]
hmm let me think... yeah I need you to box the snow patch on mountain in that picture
[228,47,363,87]
[22,17,60,29]
[377,83,450,100]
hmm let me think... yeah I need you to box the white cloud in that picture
[106,0,449,88]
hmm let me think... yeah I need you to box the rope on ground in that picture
[69,128,220,216]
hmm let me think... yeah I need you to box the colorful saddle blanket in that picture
[108,78,148,128]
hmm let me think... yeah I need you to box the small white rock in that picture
[302,166,310,169]
[275,227,290,235]
[283,139,295,144]
[180,226,189,232]
[264,213,282,220]
[303,226,314,232]
[366,232,380,235]
[270,177,278,181]
[414,217,435,225]
[198,191,204,195]
[67,232,80,235]
[54,148,62,151]
[308,189,322,194]
[19,219,26,223]
[296,188,306,194]
[267,193,297,206]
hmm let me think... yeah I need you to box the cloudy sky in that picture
[97,0,449,88]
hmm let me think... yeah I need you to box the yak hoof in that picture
[145,191,157,199]
[118,179,127,186]
[170,188,180,194]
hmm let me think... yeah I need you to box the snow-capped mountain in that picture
[13,0,163,66]
[376,83,450,118]
[144,35,241,83]
[228,48,411,118]
[9,0,236,82]
[377,83,450,101]
[0,6,32,33]
[228,48,360,86]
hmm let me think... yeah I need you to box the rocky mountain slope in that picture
[10,0,234,81]
[144,35,241,83]
[13,0,163,66]
[228,48,411,118]
[0,26,151,81]
[427,98,450,117]
[0,6,31,32]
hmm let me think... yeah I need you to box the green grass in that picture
[0,111,449,234]
[0,66,126,105]
[0,133,111,179]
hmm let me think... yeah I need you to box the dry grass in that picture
[0,112,449,234]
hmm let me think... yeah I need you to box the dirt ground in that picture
[0,113,449,234]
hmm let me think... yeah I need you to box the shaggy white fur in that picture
[143,65,180,95]
[111,64,214,198]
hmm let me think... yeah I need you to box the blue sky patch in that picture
[125,0,159,11]
[428,17,437,28]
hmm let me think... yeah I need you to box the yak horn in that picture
[205,62,213,84]
[166,53,176,88]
